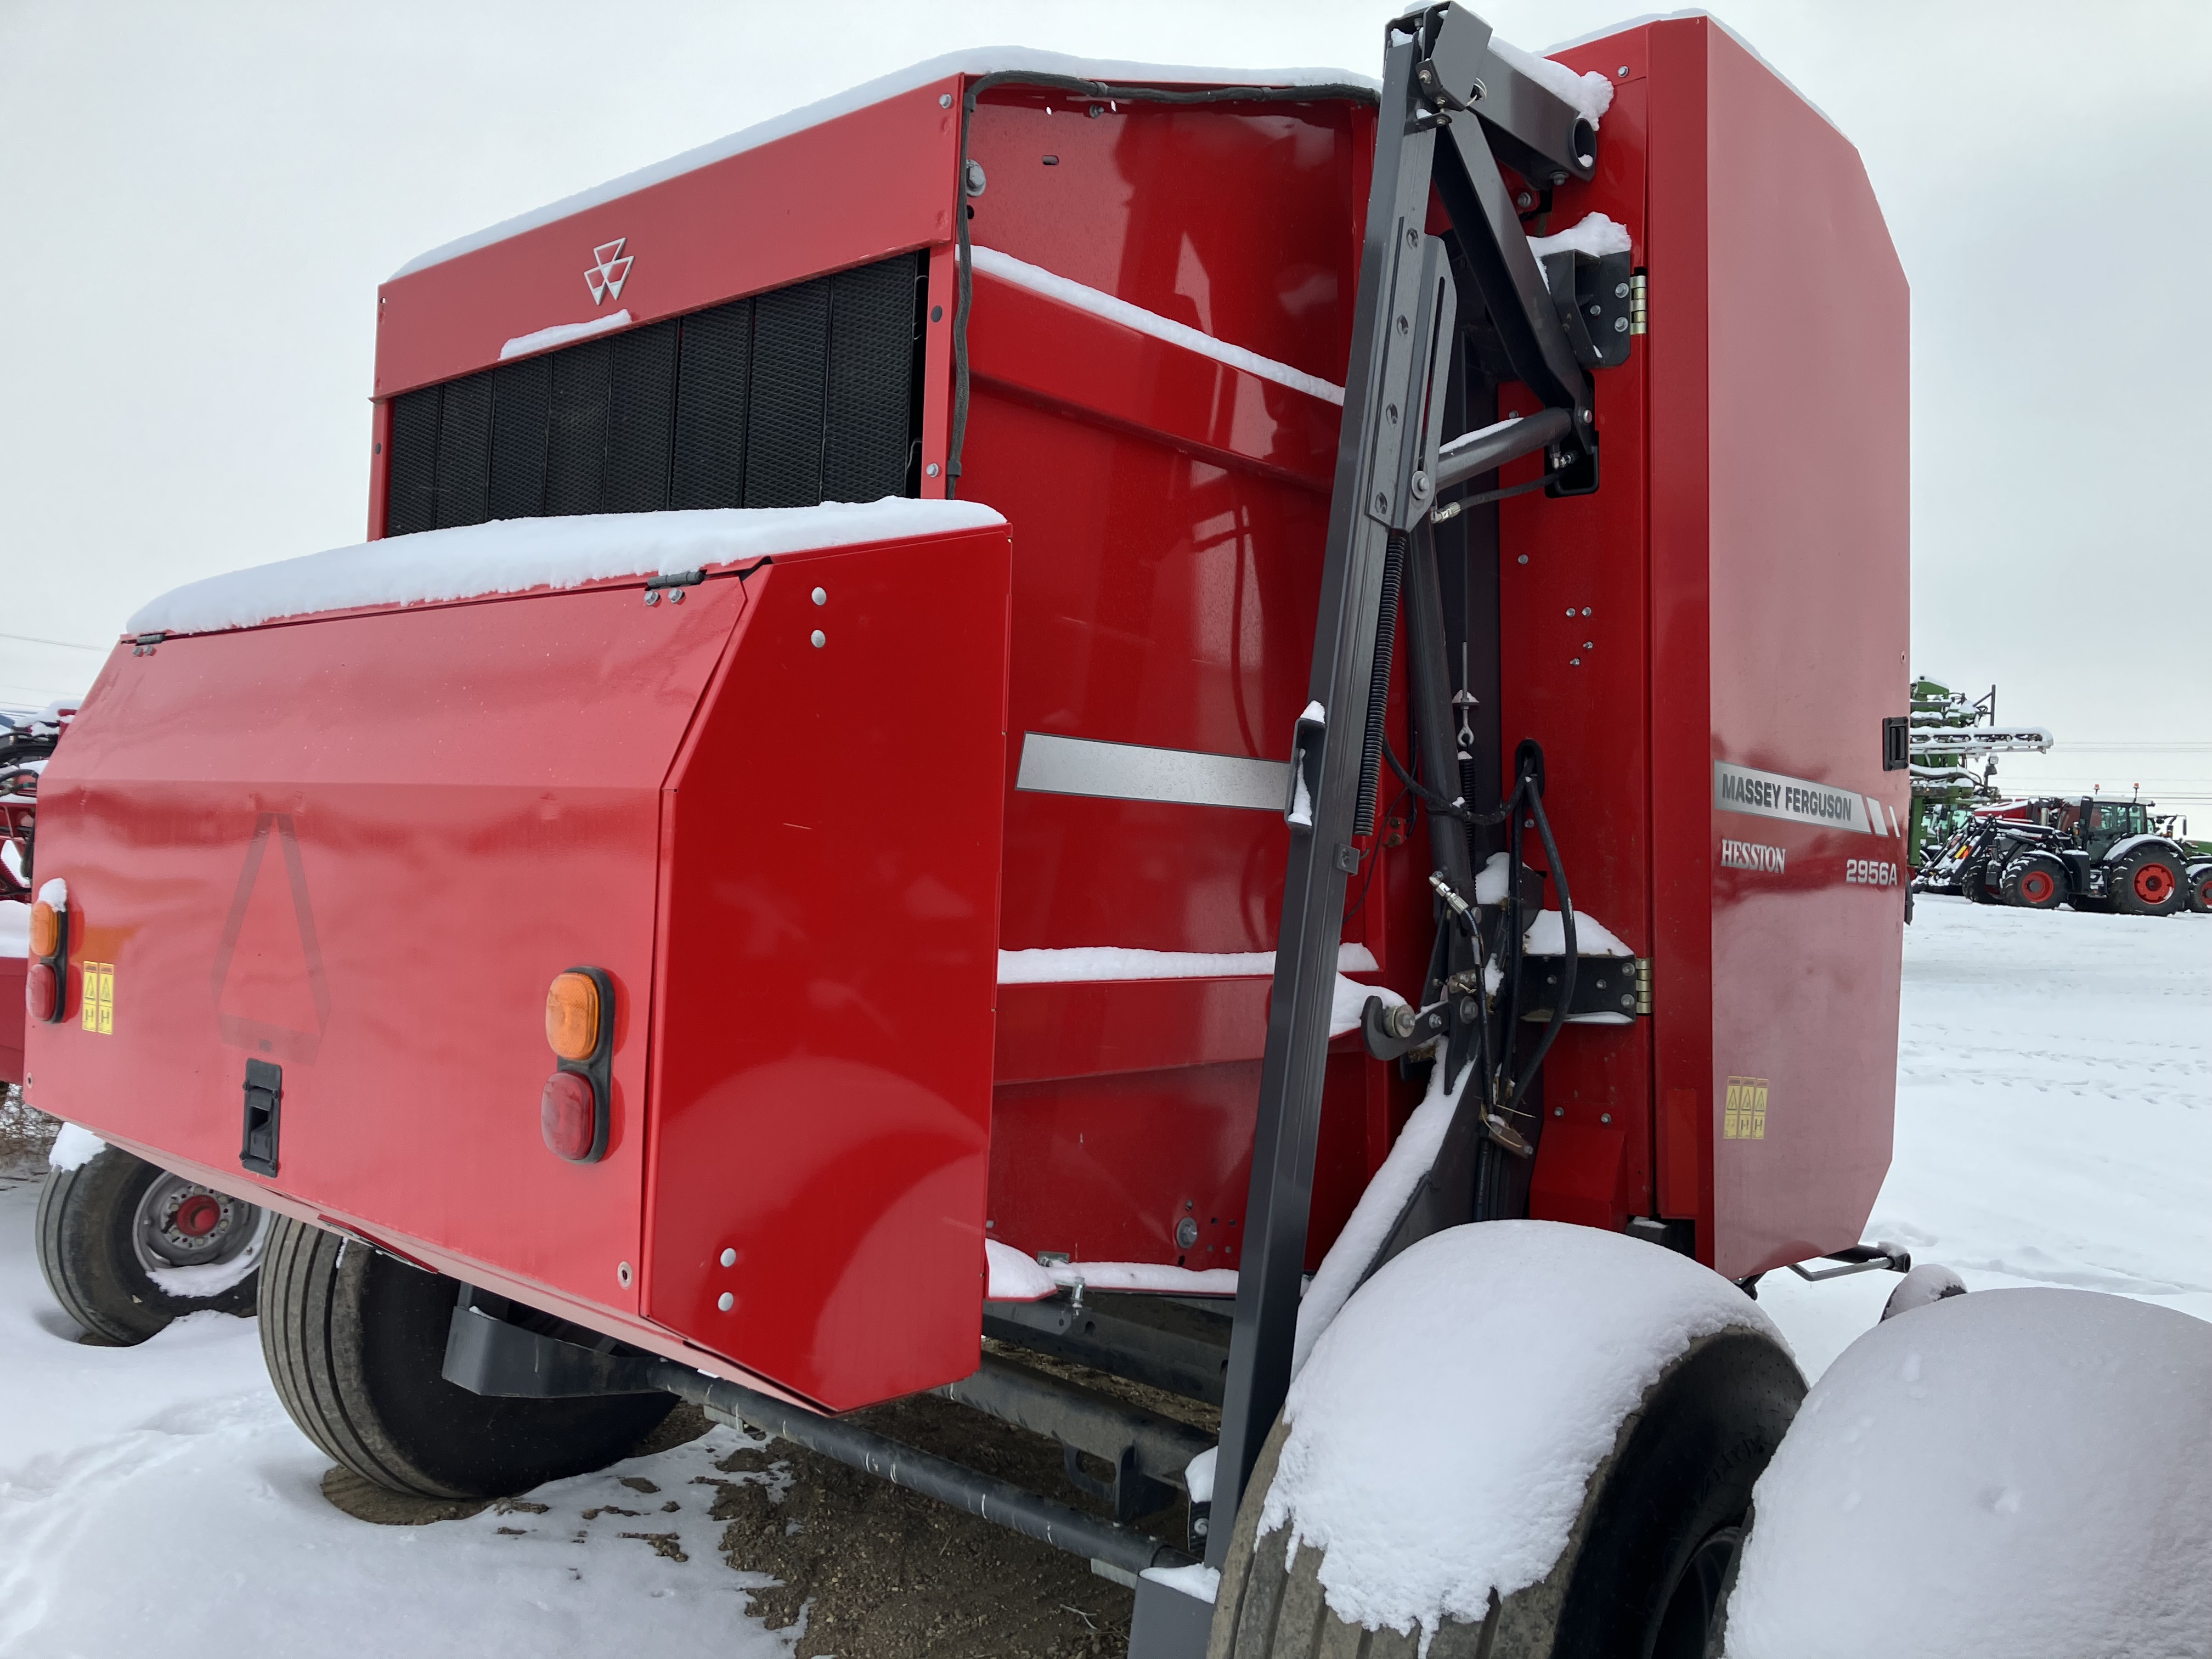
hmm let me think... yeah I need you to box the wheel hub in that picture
[2135,863,2176,903]
[2020,870,2053,904]
[132,1174,263,1271]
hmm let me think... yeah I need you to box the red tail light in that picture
[25,963,57,1022]
[541,1071,596,1161]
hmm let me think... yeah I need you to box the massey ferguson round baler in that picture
[22,9,1909,1655]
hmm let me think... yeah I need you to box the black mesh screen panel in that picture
[545,340,612,517]
[670,299,753,510]
[433,372,493,529]
[605,320,679,514]
[488,357,552,521]
[381,253,921,537]
[385,387,441,537]
[824,259,921,503]
[744,278,831,509]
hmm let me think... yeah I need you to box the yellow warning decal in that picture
[1723,1076,1768,1140]
[79,964,115,1035]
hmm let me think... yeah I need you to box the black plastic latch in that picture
[1882,715,1910,771]
[240,1058,282,1176]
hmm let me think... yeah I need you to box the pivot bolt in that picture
[1385,1003,1417,1040]
[1176,1217,1200,1249]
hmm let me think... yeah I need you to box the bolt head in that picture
[618,1261,633,1287]
[1600,1113,1612,1125]
[811,587,827,606]
[939,92,952,108]
[1176,1217,1200,1249]
[926,461,941,478]
[718,1291,735,1312]
[720,1248,737,1267]
[810,629,827,649]
[1386,1003,1417,1039]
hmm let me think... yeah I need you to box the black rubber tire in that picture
[2001,854,2067,911]
[1961,857,2002,904]
[1211,1330,1803,1659]
[2186,862,2212,915]
[2109,846,2187,917]
[36,1147,264,1344]
[258,1214,676,1499]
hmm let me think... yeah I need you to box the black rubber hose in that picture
[1509,775,1577,1103]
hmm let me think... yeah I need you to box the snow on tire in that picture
[1209,1222,1802,1658]
[1717,1288,2212,1659]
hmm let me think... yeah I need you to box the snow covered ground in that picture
[1,893,2205,1655]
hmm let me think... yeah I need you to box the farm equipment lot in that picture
[3,893,2204,1658]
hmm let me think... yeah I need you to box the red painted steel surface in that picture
[644,537,1011,1410]
[28,577,745,1316]
[373,81,963,399]
[27,34,1907,1407]
[0,958,22,1083]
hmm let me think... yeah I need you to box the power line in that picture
[0,629,109,653]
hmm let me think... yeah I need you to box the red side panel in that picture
[29,578,748,1317]
[0,958,24,1084]
[644,531,1012,1410]
[1639,19,1909,1277]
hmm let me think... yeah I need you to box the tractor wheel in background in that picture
[36,1146,269,1344]
[2187,862,2212,915]
[2000,855,2066,911]
[2108,847,2186,917]
[1210,1226,1805,1659]
[1960,858,2002,904]
[258,1214,675,1499]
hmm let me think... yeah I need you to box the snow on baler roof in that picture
[391,40,1617,281]
[125,500,1005,639]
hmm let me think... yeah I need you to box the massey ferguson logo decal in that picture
[585,238,633,305]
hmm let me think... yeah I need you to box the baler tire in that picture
[2109,847,2186,917]
[258,1215,675,1500]
[1210,1330,1802,1659]
[35,1147,266,1345]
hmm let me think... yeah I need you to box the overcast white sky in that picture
[4,2,2208,809]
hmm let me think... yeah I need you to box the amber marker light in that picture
[545,971,600,1062]
[27,901,59,960]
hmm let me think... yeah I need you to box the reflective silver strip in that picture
[1017,733,1289,812]
[1713,760,1877,835]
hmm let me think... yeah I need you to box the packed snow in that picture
[970,246,1345,405]
[982,1237,1056,1300]
[1528,211,1634,286]
[125,500,1006,637]
[33,878,64,911]
[500,308,633,360]
[1293,1056,1474,1376]
[0,902,24,960]
[1756,893,2212,1375]
[0,1176,790,1658]
[45,1124,106,1172]
[1723,1289,2212,1659]
[1261,1221,1781,1642]
[1485,36,1615,128]
[1043,1260,1237,1296]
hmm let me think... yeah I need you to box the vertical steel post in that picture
[1205,30,1441,1561]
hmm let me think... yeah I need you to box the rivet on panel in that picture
[1517,555,1530,565]
[811,630,827,649]
[717,1292,735,1312]
[720,1248,737,1267]
[618,1261,633,1287]
[939,92,952,108]
[926,462,941,477]
[644,590,660,607]
[1601,1112,1613,1124]
[811,588,827,607]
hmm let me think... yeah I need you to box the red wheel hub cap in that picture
[2135,863,2176,902]
[2021,871,2054,903]
[173,1194,222,1238]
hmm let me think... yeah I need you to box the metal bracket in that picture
[1515,953,1644,1021]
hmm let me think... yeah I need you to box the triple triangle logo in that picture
[585,238,634,306]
